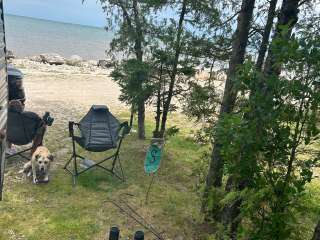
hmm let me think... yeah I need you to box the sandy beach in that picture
[11,58,125,113]
[11,58,225,118]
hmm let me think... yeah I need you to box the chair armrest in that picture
[69,121,74,137]
[68,121,81,137]
[119,121,131,137]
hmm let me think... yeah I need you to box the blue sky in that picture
[3,0,106,27]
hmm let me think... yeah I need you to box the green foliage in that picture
[95,0,320,238]
[184,81,220,123]
[165,125,180,138]
[183,80,220,143]
[98,0,152,56]
[191,150,211,194]
[111,59,153,105]
[213,34,320,239]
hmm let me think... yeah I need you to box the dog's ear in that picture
[48,154,54,161]
[34,154,40,160]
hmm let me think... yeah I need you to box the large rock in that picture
[66,55,83,66]
[40,53,66,65]
[86,60,98,66]
[29,55,42,62]
[6,50,15,59]
[98,59,114,68]
[81,60,98,68]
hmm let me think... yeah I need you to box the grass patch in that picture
[0,112,205,239]
[1,110,319,239]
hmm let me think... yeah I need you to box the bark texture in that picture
[255,0,278,70]
[160,0,187,137]
[264,0,300,76]
[204,0,256,194]
[133,0,145,139]
[137,101,145,139]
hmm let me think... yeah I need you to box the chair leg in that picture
[117,155,125,182]
[64,139,126,184]
[63,155,73,169]
[111,153,125,182]
[31,124,47,155]
[64,155,79,186]
[72,153,78,186]
[72,174,76,186]
[6,147,32,161]
[73,154,78,176]
[64,138,79,185]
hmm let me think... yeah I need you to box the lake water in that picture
[4,14,113,60]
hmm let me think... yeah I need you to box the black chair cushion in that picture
[7,109,42,145]
[77,105,120,152]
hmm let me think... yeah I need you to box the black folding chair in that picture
[6,108,47,160]
[64,105,130,185]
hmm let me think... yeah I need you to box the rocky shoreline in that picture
[7,50,225,97]
[7,51,114,69]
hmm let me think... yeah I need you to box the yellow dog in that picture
[21,146,54,183]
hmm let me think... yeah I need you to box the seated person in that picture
[6,67,53,156]
[8,66,26,105]
[7,100,47,155]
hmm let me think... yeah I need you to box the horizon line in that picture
[4,13,106,29]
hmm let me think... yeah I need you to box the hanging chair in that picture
[64,105,130,185]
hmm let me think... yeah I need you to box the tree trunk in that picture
[153,65,163,138]
[219,0,278,232]
[222,198,242,240]
[255,0,278,70]
[219,0,301,237]
[137,101,145,139]
[132,0,143,62]
[203,0,256,206]
[160,0,187,137]
[312,220,320,240]
[263,0,300,76]
[246,0,278,109]
[129,105,134,128]
[154,85,162,138]
[222,0,301,234]
[132,0,145,139]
